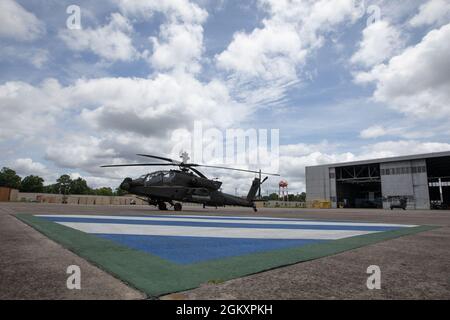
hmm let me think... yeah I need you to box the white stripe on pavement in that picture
[56,222,378,240]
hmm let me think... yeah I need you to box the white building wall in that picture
[305,166,331,202]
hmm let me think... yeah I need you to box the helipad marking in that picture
[36,214,416,228]
[40,214,416,262]
[38,216,404,231]
[16,213,434,297]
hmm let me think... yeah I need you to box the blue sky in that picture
[1,0,450,194]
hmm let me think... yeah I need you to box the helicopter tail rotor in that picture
[247,177,261,201]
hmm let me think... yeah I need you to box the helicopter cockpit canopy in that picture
[140,171,176,184]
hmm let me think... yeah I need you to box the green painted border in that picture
[15,213,436,298]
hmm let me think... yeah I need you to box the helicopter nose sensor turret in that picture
[120,177,132,191]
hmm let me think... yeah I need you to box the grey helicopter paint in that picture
[101,153,279,211]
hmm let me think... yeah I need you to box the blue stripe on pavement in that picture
[142,215,307,222]
[47,214,309,222]
[95,234,324,264]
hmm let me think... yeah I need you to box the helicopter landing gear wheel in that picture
[158,202,167,210]
[174,203,182,211]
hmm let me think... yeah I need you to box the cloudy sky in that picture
[1,0,450,195]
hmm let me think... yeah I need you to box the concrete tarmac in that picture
[1,202,449,299]
[0,205,144,300]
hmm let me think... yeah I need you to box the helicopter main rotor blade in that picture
[100,163,175,168]
[102,154,280,176]
[190,164,280,176]
[136,154,181,164]
[188,166,207,179]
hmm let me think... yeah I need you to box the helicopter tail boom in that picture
[246,177,261,201]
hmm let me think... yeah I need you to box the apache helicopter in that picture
[101,152,279,212]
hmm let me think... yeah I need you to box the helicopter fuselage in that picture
[120,169,256,208]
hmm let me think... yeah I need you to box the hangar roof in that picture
[306,151,450,169]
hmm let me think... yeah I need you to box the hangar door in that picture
[335,164,382,208]
[427,156,450,209]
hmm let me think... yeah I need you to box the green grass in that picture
[15,213,436,298]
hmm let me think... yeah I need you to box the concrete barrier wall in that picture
[263,201,308,208]
[17,192,148,205]
[9,189,19,201]
[0,188,20,202]
[264,200,331,209]
[11,192,231,208]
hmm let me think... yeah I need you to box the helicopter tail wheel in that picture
[174,203,182,211]
[158,202,168,210]
[252,204,258,212]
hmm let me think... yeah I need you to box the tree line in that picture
[0,167,126,196]
[1,166,307,200]
[263,192,306,202]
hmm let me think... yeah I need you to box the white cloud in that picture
[358,123,435,140]
[116,0,207,24]
[42,130,199,188]
[355,23,450,118]
[116,0,208,73]
[0,72,250,176]
[59,13,137,62]
[280,141,338,157]
[217,0,358,82]
[280,151,355,180]
[79,175,122,189]
[370,0,424,23]
[215,0,359,107]
[216,23,307,81]
[75,73,246,136]
[30,49,49,68]
[267,148,356,193]
[410,0,450,27]
[360,125,388,139]
[148,22,204,73]
[0,0,45,41]
[45,136,116,170]
[0,47,49,69]
[0,79,69,140]
[351,20,404,67]
[12,158,48,176]
[360,140,450,159]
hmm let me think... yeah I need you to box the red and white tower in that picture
[278,180,288,201]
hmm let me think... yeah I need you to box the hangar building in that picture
[305,151,450,209]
